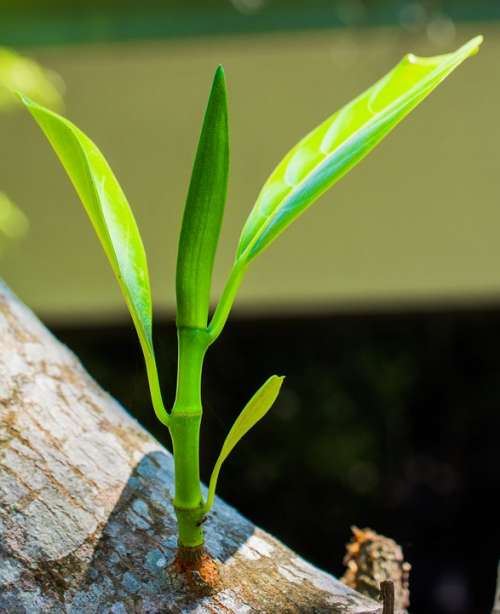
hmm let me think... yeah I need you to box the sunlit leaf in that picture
[204,375,284,512]
[176,66,229,328]
[20,96,169,423]
[236,36,482,262]
[0,48,63,111]
[21,95,152,353]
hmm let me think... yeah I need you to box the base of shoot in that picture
[171,544,221,593]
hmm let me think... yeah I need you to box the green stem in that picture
[170,327,210,547]
[207,259,247,344]
[170,412,205,546]
[174,503,205,548]
[172,327,209,414]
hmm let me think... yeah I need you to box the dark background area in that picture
[52,307,500,614]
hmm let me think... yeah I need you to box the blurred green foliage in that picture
[0,48,63,254]
[0,192,28,245]
[0,47,63,111]
[0,0,497,47]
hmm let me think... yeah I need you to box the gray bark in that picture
[0,281,381,613]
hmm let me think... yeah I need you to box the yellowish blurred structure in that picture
[0,192,29,241]
[0,47,63,111]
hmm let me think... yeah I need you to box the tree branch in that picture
[0,281,380,613]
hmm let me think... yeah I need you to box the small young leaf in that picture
[176,65,229,329]
[21,96,169,425]
[236,36,482,263]
[204,375,284,512]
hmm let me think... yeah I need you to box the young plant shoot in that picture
[20,36,481,556]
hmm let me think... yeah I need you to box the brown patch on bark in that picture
[0,297,39,344]
[170,545,221,595]
[30,525,104,600]
[1,408,33,451]
[32,553,84,600]
[0,410,97,515]
[98,417,150,459]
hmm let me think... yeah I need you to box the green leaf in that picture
[176,65,229,329]
[21,95,169,425]
[236,35,483,263]
[204,375,284,512]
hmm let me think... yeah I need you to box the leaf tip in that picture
[466,34,484,56]
[213,64,227,94]
[16,91,33,107]
[270,374,286,392]
[17,92,47,119]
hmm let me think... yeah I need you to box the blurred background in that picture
[1,1,499,612]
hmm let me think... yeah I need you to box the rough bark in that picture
[0,281,381,613]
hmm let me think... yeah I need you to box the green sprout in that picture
[20,36,481,553]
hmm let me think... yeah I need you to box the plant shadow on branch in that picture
[74,451,254,611]
[74,451,364,612]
